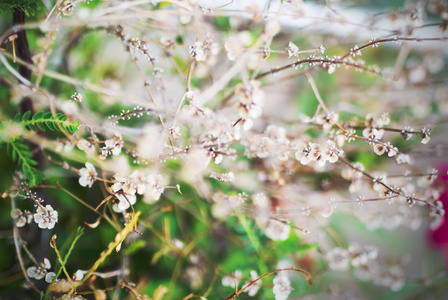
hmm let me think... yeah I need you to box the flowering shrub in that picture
[1,0,448,299]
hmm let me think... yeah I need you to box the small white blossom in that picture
[210,172,235,182]
[11,209,32,227]
[111,175,137,211]
[273,275,293,300]
[420,128,431,144]
[27,258,51,280]
[102,133,123,157]
[265,219,290,241]
[45,272,56,283]
[77,139,95,155]
[245,270,261,297]
[70,92,82,102]
[34,205,58,229]
[315,112,338,131]
[144,174,165,203]
[326,247,350,270]
[74,270,85,280]
[235,80,265,120]
[374,143,386,156]
[286,41,299,57]
[294,141,313,165]
[189,41,207,61]
[222,270,242,288]
[78,162,97,188]
[168,126,181,140]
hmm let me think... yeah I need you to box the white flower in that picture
[102,133,123,156]
[77,139,95,155]
[144,174,165,203]
[245,270,261,297]
[273,275,293,300]
[287,41,299,57]
[190,41,207,61]
[45,272,56,283]
[34,205,58,229]
[294,141,313,165]
[27,266,46,280]
[349,245,378,267]
[222,270,242,288]
[326,247,350,270]
[325,140,342,163]
[168,126,181,140]
[373,143,386,156]
[224,32,252,61]
[27,258,51,280]
[235,81,265,120]
[74,270,85,280]
[315,112,338,131]
[112,179,137,211]
[265,219,290,241]
[78,162,97,188]
[11,209,32,227]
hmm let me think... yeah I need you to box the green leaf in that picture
[36,122,46,131]
[8,140,44,186]
[13,113,21,122]
[0,0,44,16]
[28,123,37,132]
[45,120,55,131]
[19,110,78,133]
[12,148,17,161]
[124,240,146,256]
[32,111,43,120]
[22,111,31,122]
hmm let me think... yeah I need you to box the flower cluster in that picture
[235,81,265,129]
[273,273,293,300]
[326,245,378,271]
[100,133,123,158]
[111,171,164,212]
[294,140,342,166]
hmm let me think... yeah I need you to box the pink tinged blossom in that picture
[78,162,97,188]
[34,205,58,229]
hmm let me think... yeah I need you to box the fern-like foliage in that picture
[17,110,80,133]
[7,138,44,187]
[0,0,44,16]
[0,111,79,187]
